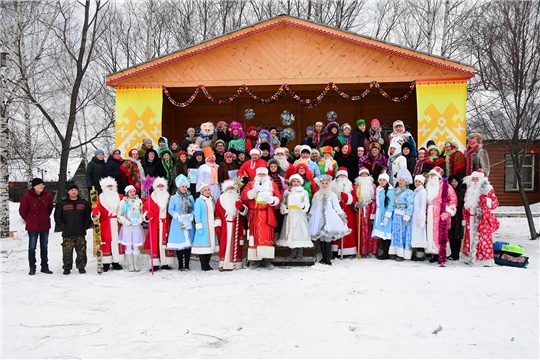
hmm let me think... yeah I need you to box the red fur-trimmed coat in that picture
[462,187,499,264]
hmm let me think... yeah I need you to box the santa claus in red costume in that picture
[91,177,124,271]
[241,167,283,269]
[461,169,499,266]
[355,167,377,258]
[214,179,248,271]
[425,166,458,267]
[143,177,175,271]
[331,167,357,257]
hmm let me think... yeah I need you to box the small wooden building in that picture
[482,140,540,206]
[106,15,474,155]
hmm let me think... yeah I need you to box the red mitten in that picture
[440,212,450,221]
[91,208,99,217]
[146,211,155,221]
[235,201,244,211]
[341,192,349,202]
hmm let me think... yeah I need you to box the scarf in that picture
[177,190,193,214]
[465,143,478,176]
[444,147,457,177]
[387,152,402,180]
[369,127,382,143]
[393,185,406,207]
[313,130,324,146]
[269,170,283,193]
[438,179,449,265]
[208,162,219,184]
[161,157,174,184]
[228,138,246,153]
[185,135,197,142]
[199,133,213,141]
[413,158,428,176]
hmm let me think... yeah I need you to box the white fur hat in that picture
[472,168,485,179]
[275,147,285,155]
[256,167,268,175]
[221,179,237,193]
[336,167,348,177]
[250,148,262,156]
[124,185,136,194]
[288,174,304,186]
[389,141,402,153]
[414,175,426,184]
[152,177,168,190]
[358,167,370,176]
[99,176,117,190]
[378,173,390,182]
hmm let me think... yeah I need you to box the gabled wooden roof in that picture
[106,15,475,88]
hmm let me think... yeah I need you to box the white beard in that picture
[254,175,273,193]
[426,177,441,204]
[332,177,353,196]
[274,155,290,172]
[464,182,482,211]
[220,190,239,220]
[151,188,170,215]
[99,188,120,215]
[324,158,334,172]
[356,177,375,206]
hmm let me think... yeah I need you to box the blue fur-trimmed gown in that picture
[372,186,395,240]
[389,186,414,259]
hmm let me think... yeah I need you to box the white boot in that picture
[127,254,135,272]
[133,255,140,272]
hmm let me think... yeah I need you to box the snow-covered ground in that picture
[2,202,539,359]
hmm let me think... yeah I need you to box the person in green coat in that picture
[86,149,105,194]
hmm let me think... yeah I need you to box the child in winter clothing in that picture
[117,185,145,272]
[372,173,395,260]
[277,175,313,260]
[308,175,351,265]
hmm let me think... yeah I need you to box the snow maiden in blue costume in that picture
[167,175,195,271]
[192,183,218,271]
[389,168,414,261]
[372,173,395,260]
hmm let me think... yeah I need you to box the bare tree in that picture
[467,1,540,239]
[18,0,110,198]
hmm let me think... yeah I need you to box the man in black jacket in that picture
[54,184,92,275]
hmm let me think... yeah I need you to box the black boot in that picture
[112,262,123,270]
[177,250,184,270]
[40,265,53,274]
[449,238,461,261]
[325,242,333,266]
[161,265,173,270]
[377,240,391,260]
[148,266,160,272]
[184,248,191,271]
[205,254,213,271]
[200,255,208,271]
[103,264,110,272]
[29,267,36,276]
[318,241,325,264]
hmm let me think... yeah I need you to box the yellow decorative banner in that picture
[115,86,163,157]
[416,79,467,151]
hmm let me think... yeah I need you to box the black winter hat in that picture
[31,178,44,187]
[67,184,79,191]
[259,143,271,151]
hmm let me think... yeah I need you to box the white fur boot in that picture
[133,255,140,272]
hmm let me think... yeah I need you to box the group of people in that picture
[21,118,498,275]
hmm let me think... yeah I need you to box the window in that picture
[504,153,538,192]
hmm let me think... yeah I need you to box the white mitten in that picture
[255,185,264,192]
[381,217,389,227]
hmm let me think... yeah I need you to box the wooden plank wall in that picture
[161,82,418,146]
[482,141,540,206]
